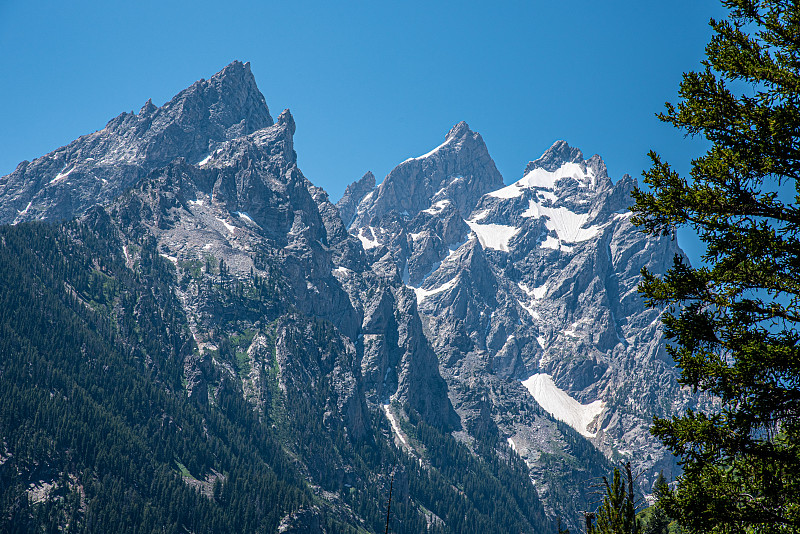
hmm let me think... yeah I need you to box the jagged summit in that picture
[351,121,503,226]
[445,120,472,141]
[336,171,376,227]
[0,60,273,224]
[486,141,613,203]
[156,59,273,136]
[525,140,584,174]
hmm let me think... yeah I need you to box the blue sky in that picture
[0,1,725,256]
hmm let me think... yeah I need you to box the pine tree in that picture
[631,1,800,532]
[587,462,640,534]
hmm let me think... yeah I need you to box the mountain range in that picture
[0,61,699,533]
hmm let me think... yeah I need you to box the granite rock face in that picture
[1,60,460,448]
[335,171,375,227]
[347,131,701,503]
[1,61,699,530]
[0,61,272,225]
[351,121,503,229]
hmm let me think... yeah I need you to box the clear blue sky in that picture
[1,1,725,256]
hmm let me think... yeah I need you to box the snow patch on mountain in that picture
[50,167,75,184]
[465,221,519,252]
[413,277,458,304]
[357,227,381,249]
[488,182,525,199]
[522,201,601,243]
[422,200,451,216]
[235,212,258,226]
[383,404,410,448]
[522,373,604,438]
[216,217,236,234]
[519,300,539,319]
[18,201,33,216]
[403,136,454,163]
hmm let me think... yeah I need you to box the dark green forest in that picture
[0,216,554,533]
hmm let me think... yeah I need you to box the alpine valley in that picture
[0,62,700,533]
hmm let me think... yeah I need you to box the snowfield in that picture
[357,227,381,249]
[522,201,601,243]
[489,161,595,199]
[413,277,458,304]
[465,221,520,251]
[382,404,410,448]
[521,373,604,438]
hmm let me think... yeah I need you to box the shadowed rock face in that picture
[351,121,504,229]
[336,171,375,228]
[104,96,459,432]
[0,60,272,224]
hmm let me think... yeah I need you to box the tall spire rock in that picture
[336,171,376,228]
[351,121,503,228]
[0,60,273,224]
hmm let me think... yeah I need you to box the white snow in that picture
[357,227,381,249]
[507,437,517,451]
[422,199,451,215]
[203,243,213,250]
[465,221,519,252]
[333,266,352,275]
[236,212,257,226]
[410,231,426,242]
[188,199,205,207]
[469,209,491,222]
[413,277,458,304]
[519,300,539,319]
[216,217,236,234]
[533,283,547,300]
[522,201,601,243]
[520,162,588,190]
[197,154,213,166]
[518,282,535,298]
[160,253,178,265]
[614,211,633,220]
[383,404,410,448]
[488,182,525,199]
[537,335,547,348]
[487,161,596,200]
[123,245,131,264]
[18,200,33,215]
[521,373,605,438]
[540,235,561,250]
[50,167,74,184]
[406,137,453,162]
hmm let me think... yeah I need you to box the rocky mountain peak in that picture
[445,120,472,142]
[524,140,584,174]
[164,60,273,137]
[336,171,376,227]
[138,98,157,116]
[277,108,295,135]
[350,122,503,227]
[0,60,274,225]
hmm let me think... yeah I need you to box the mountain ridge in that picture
[0,61,697,532]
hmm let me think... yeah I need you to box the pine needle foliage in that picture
[631,1,800,532]
[587,463,641,534]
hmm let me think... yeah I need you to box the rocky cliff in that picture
[0,61,698,532]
